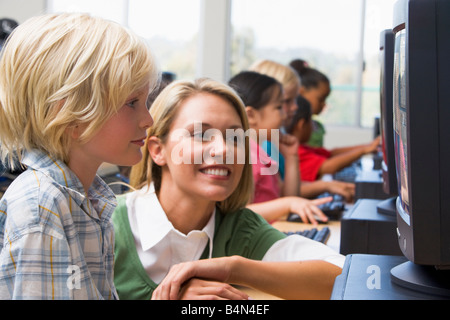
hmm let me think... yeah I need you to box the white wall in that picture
[0,0,47,23]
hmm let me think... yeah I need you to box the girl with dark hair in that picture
[229,71,331,224]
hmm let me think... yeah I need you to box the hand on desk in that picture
[324,180,355,203]
[152,257,238,300]
[289,196,332,225]
[178,278,249,300]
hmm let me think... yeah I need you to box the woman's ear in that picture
[148,136,166,166]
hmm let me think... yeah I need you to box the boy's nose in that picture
[142,109,154,129]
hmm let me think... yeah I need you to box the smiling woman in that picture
[111,78,345,300]
[149,90,246,210]
[129,78,253,214]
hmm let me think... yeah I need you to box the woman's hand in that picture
[151,257,240,300]
[177,278,249,300]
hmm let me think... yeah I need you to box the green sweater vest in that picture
[112,196,286,300]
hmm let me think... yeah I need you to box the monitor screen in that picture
[376,29,398,216]
[393,28,409,220]
[379,29,398,197]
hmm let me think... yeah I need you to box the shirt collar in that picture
[134,184,216,256]
[21,149,117,221]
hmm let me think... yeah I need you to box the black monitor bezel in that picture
[392,0,449,267]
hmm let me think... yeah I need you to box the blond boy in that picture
[0,13,159,299]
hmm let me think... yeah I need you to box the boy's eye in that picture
[126,99,139,108]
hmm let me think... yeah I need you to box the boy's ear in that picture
[148,136,166,166]
[245,106,259,127]
[66,124,83,140]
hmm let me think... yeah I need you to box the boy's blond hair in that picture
[249,59,301,94]
[129,78,254,213]
[0,13,159,168]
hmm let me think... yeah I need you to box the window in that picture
[47,0,127,24]
[47,0,200,80]
[360,0,397,127]
[231,0,397,128]
[128,0,200,80]
[47,0,396,127]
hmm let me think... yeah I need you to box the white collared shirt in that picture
[126,184,215,284]
[125,185,345,285]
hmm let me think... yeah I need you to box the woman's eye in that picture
[226,134,243,145]
[192,132,204,141]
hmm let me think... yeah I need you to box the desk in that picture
[331,254,450,300]
[239,220,342,300]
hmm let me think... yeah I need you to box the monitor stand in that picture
[390,261,450,298]
[340,199,402,256]
[376,196,397,216]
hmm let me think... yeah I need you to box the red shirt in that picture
[298,145,332,181]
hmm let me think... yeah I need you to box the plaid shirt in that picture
[0,150,118,299]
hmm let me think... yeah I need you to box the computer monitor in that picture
[390,0,450,297]
[376,29,398,216]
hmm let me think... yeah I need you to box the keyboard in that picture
[316,192,346,219]
[333,162,360,183]
[284,227,331,244]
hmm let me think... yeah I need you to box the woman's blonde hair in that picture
[0,13,159,168]
[249,59,301,93]
[129,78,254,213]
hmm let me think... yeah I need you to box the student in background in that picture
[249,59,300,181]
[0,13,159,299]
[113,78,345,300]
[286,95,380,184]
[250,60,300,128]
[247,60,351,202]
[228,71,330,224]
[290,59,330,148]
